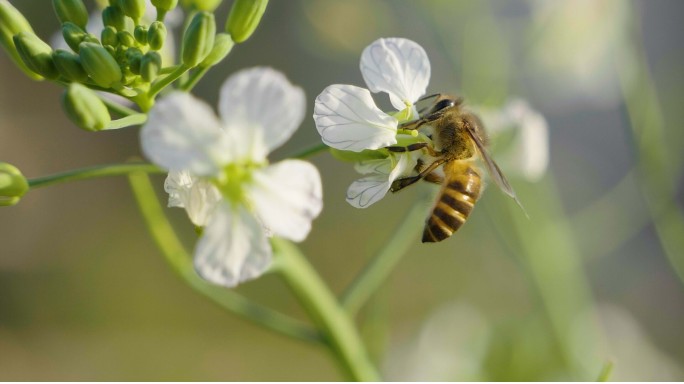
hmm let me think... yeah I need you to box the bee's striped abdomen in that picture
[422,162,481,243]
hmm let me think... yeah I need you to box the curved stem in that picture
[341,194,428,315]
[273,238,380,381]
[179,65,210,92]
[101,97,138,117]
[105,113,148,130]
[28,162,164,190]
[291,142,329,159]
[128,172,321,343]
[149,64,190,98]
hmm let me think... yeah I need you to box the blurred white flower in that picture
[528,0,630,106]
[477,99,549,182]
[314,37,431,208]
[141,67,323,287]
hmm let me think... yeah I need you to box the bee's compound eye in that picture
[431,99,456,114]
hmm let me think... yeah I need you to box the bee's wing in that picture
[465,123,529,217]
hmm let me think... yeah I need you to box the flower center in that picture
[214,161,261,205]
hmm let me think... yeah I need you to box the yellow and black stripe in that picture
[422,161,482,243]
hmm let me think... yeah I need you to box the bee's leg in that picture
[386,142,428,153]
[423,172,444,185]
[399,109,447,131]
[391,158,446,193]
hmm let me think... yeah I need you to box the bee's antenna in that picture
[418,93,441,102]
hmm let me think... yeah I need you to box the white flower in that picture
[140,67,323,287]
[476,99,549,182]
[314,37,431,208]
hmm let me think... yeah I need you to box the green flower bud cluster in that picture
[0,163,29,207]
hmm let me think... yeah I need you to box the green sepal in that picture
[101,25,118,46]
[330,148,388,163]
[53,49,88,82]
[62,83,112,132]
[52,0,88,29]
[226,0,268,43]
[181,11,215,67]
[78,42,122,88]
[133,25,147,44]
[61,22,88,52]
[200,32,233,67]
[117,30,135,47]
[147,21,166,50]
[117,0,145,23]
[0,0,42,80]
[151,0,178,11]
[0,162,29,207]
[102,5,126,31]
[140,51,161,82]
[13,32,59,79]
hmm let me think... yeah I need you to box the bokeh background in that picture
[1,0,683,380]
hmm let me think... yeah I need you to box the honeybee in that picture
[387,94,524,243]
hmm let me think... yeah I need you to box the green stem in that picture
[127,172,321,343]
[28,162,164,189]
[341,194,429,315]
[179,65,210,92]
[105,113,148,130]
[149,64,190,98]
[617,4,684,284]
[101,96,138,117]
[273,238,380,381]
[597,360,614,382]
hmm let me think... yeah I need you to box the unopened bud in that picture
[62,83,111,132]
[0,163,29,206]
[53,49,88,82]
[134,25,147,44]
[13,32,59,79]
[226,0,268,43]
[126,46,143,74]
[140,51,161,82]
[151,0,178,12]
[0,0,42,80]
[117,0,145,23]
[101,25,118,46]
[102,5,126,31]
[117,30,135,47]
[181,11,215,67]
[180,0,220,11]
[147,21,166,50]
[78,42,122,87]
[201,32,233,67]
[61,22,88,52]
[52,0,88,29]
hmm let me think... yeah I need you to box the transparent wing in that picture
[464,120,529,217]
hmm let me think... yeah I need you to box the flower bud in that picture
[181,11,215,67]
[117,0,145,23]
[101,25,118,46]
[147,21,166,51]
[78,42,122,87]
[226,0,268,43]
[53,49,88,82]
[61,22,88,52]
[117,30,135,47]
[102,5,126,31]
[62,83,111,132]
[201,32,233,67]
[180,0,220,11]
[52,0,88,29]
[140,51,161,82]
[126,46,143,74]
[0,0,42,80]
[0,163,29,207]
[151,0,178,12]
[134,25,147,44]
[13,32,59,79]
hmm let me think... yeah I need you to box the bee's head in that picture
[426,95,462,116]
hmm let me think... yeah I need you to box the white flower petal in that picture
[141,92,230,177]
[346,153,417,208]
[194,203,271,287]
[360,37,431,110]
[249,160,323,242]
[218,67,306,159]
[314,84,398,152]
[164,170,222,227]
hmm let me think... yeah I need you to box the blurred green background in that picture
[1,0,683,380]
